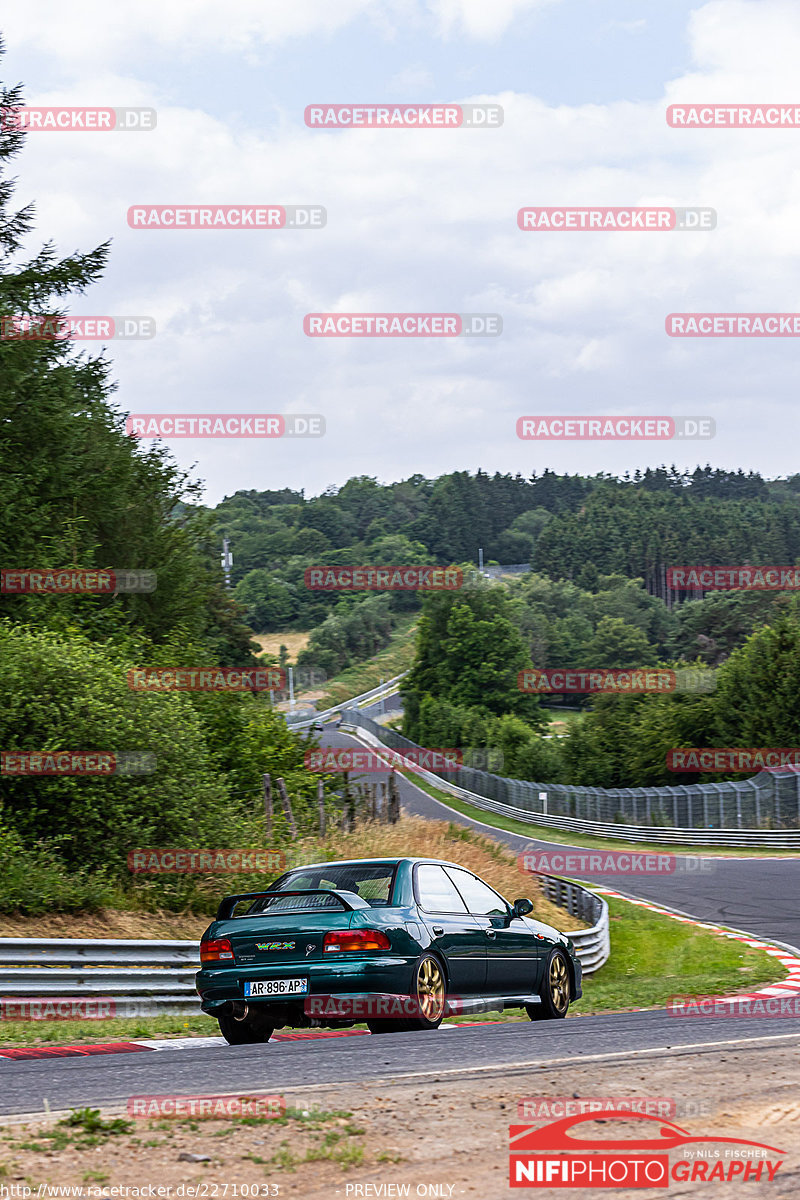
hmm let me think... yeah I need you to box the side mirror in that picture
[512,898,534,918]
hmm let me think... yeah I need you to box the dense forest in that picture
[400,580,800,793]
[213,465,800,802]
[213,467,800,635]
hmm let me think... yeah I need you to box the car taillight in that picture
[200,937,234,963]
[323,929,391,953]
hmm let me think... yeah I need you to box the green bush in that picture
[0,623,257,875]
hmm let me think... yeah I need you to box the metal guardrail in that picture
[342,711,800,847]
[0,939,199,1016]
[539,878,609,973]
[283,672,407,731]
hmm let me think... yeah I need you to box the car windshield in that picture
[266,863,397,907]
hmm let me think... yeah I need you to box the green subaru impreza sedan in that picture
[196,856,582,1044]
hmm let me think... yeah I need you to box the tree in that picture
[713,614,800,747]
[0,49,254,661]
[583,616,656,668]
[402,582,544,735]
[234,569,297,631]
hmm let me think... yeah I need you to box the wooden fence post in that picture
[276,777,298,839]
[262,773,273,836]
[317,777,326,838]
[343,771,355,832]
[388,771,400,824]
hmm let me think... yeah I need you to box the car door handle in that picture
[485,928,497,939]
[432,926,444,936]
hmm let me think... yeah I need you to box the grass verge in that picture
[576,894,784,1014]
[315,617,417,708]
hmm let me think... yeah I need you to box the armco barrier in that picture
[0,876,608,1014]
[341,711,800,847]
[0,938,199,1016]
[283,672,407,731]
[539,878,609,973]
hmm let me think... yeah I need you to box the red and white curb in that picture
[0,1022,508,1060]
[595,886,800,1007]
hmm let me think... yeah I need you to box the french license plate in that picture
[244,978,308,997]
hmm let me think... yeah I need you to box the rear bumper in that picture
[196,955,414,1015]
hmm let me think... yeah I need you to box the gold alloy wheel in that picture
[549,952,570,1013]
[416,955,445,1022]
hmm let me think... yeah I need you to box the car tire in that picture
[366,1019,406,1034]
[526,948,571,1021]
[217,1009,274,1045]
[394,952,447,1031]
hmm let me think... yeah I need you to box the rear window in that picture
[268,863,397,907]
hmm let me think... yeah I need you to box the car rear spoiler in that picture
[215,888,372,921]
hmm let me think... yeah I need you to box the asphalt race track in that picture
[1,1015,799,1117]
[0,721,797,1116]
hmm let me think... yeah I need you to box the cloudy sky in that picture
[3,0,799,503]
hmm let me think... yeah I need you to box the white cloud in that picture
[2,0,562,64]
[2,0,377,63]
[387,66,436,96]
[6,0,800,499]
[427,0,559,41]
